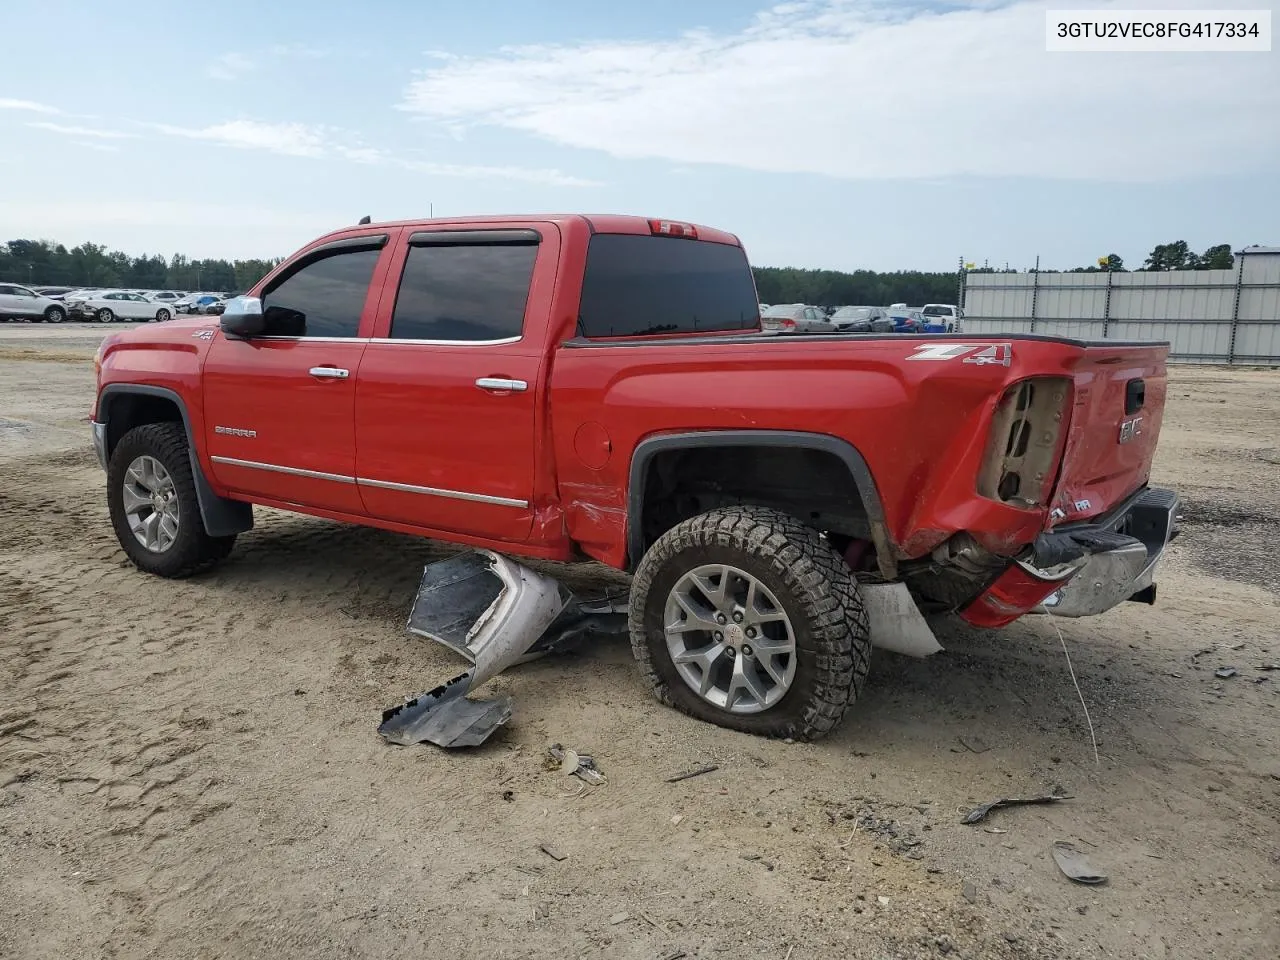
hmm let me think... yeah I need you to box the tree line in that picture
[1,237,1238,309]
[0,239,280,294]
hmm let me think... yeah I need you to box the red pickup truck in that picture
[91,214,1179,740]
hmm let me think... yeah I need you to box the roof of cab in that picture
[309,214,742,249]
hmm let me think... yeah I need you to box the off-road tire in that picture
[107,422,237,578]
[629,505,871,741]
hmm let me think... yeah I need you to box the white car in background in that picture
[0,283,68,323]
[920,303,964,333]
[146,290,187,305]
[69,290,177,323]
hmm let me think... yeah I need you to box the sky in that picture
[1,0,1277,272]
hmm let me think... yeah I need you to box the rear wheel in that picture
[97,308,115,323]
[629,505,870,741]
[154,308,171,323]
[107,422,237,578]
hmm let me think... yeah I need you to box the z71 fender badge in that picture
[906,343,1012,366]
[192,329,215,340]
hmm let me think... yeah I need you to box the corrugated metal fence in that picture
[961,246,1280,365]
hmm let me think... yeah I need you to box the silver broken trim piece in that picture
[381,551,574,749]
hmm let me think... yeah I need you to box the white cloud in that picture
[398,0,1280,182]
[394,156,599,187]
[144,118,599,185]
[207,52,256,81]
[28,121,137,140]
[150,119,329,157]
[0,97,61,114]
[70,141,121,153]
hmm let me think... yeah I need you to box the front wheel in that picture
[44,305,66,324]
[629,505,871,741]
[107,422,237,578]
[96,308,115,323]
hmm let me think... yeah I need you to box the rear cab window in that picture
[576,234,759,338]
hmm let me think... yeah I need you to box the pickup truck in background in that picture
[90,214,1179,740]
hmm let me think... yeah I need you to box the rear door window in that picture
[577,234,758,337]
[390,236,538,342]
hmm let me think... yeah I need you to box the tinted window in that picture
[578,234,758,337]
[391,243,537,341]
[922,305,952,317]
[261,247,380,337]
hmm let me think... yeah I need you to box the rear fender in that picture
[626,429,893,576]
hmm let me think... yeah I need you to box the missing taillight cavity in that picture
[978,377,1071,508]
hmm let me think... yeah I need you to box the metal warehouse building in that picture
[961,245,1280,365]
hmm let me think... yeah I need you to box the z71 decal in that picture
[906,343,1012,367]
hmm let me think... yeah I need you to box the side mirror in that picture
[219,296,265,337]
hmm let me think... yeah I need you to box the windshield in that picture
[922,305,952,317]
[577,234,759,337]
[832,307,871,319]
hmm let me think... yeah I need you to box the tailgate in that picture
[1050,342,1168,524]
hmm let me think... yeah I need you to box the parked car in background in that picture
[146,291,187,305]
[886,307,926,334]
[760,303,836,334]
[921,303,963,333]
[830,305,893,333]
[0,283,68,322]
[69,291,176,323]
[34,286,78,300]
[174,293,225,314]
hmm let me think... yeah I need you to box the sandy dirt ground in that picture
[1,323,1277,960]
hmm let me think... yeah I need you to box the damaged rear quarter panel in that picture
[549,336,1089,567]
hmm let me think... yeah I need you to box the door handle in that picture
[475,377,528,393]
[309,366,350,379]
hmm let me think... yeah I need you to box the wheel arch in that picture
[625,430,894,577]
[97,384,253,537]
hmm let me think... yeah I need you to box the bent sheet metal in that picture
[378,551,626,748]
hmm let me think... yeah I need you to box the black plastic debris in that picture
[380,551,629,750]
[1052,840,1108,884]
[961,794,1073,825]
[379,671,512,748]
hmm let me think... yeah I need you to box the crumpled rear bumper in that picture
[961,486,1180,627]
[1035,487,1179,617]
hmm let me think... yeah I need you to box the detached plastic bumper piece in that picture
[379,551,627,748]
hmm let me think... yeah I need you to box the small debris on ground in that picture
[962,881,978,903]
[959,736,992,754]
[546,743,606,785]
[670,814,684,826]
[1052,840,1108,884]
[1215,667,1239,679]
[609,912,630,925]
[666,764,719,783]
[539,844,567,862]
[962,793,1072,825]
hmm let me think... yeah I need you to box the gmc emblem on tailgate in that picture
[1118,417,1143,444]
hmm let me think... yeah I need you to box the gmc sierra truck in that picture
[91,214,1179,740]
